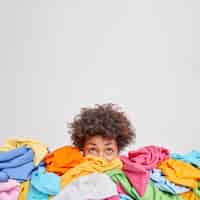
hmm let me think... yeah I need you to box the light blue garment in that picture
[0,146,35,182]
[27,166,60,200]
[171,150,200,168]
[150,169,189,194]
[120,193,133,200]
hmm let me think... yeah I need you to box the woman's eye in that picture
[105,148,114,153]
[89,148,97,153]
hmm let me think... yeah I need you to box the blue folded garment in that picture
[0,146,36,182]
[0,171,8,182]
[171,150,200,167]
[0,146,28,162]
[0,148,34,169]
[2,161,35,182]
[27,166,60,200]
[150,169,189,194]
[0,160,45,182]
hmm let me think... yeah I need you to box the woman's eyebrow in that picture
[104,142,113,145]
[87,143,96,146]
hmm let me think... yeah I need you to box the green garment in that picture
[106,169,183,200]
[193,182,200,197]
[141,182,184,200]
[106,169,141,200]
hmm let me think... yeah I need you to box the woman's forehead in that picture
[85,135,117,145]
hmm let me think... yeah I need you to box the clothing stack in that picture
[0,139,200,200]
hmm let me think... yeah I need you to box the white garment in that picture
[52,173,117,200]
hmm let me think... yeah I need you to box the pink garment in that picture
[0,180,20,200]
[128,145,169,170]
[120,156,150,197]
[104,196,119,200]
[119,146,169,197]
[116,183,127,194]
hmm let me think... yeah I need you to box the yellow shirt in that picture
[0,138,48,165]
[61,155,123,188]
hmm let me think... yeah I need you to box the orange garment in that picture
[158,158,200,188]
[61,155,123,188]
[44,146,85,175]
[180,191,200,200]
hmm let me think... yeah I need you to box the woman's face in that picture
[83,135,119,161]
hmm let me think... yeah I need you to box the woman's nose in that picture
[98,151,104,158]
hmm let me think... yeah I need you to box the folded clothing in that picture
[0,179,20,200]
[0,146,35,182]
[141,182,183,200]
[158,159,200,188]
[119,194,133,200]
[150,169,189,194]
[180,181,200,200]
[106,169,141,200]
[193,181,200,198]
[180,191,199,200]
[61,155,122,188]
[0,146,28,162]
[0,138,48,165]
[171,150,200,168]
[128,145,169,170]
[44,146,85,175]
[0,147,33,169]
[27,166,60,200]
[52,173,117,200]
[18,181,30,200]
[120,155,149,197]
[105,196,120,200]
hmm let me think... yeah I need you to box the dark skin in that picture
[83,135,119,161]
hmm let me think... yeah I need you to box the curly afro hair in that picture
[68,103,136,152]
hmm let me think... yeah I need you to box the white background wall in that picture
[0,0,199,153]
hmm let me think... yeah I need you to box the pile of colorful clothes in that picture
[0,138,200,200]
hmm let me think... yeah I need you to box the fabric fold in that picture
[44,146,85,175]
[120,155,149,196]
[106,169,141,200]
[128,145,169,170]
[0,146,35,182]
[0,139,48,165]
[150,169,189,194]
[27,166,60,200]
[61,155,122,188]
[158,159,200,188]
[0,180,20,200]
[53,173,117,200]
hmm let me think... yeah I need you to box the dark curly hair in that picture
[68,103,136,152]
